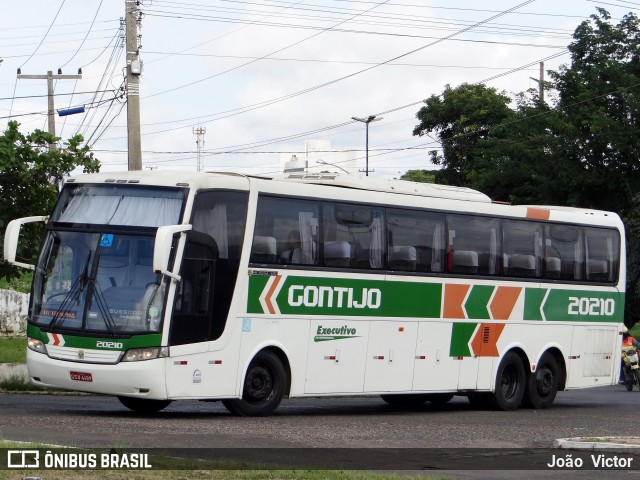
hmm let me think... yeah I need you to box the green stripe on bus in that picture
[465,285,494,320]
[450,323,477,357]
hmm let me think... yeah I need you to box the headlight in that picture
[121,347,169,362]
[27,337,47,355]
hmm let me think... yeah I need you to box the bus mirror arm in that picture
[154,224,192,282]
[3,216,49,270]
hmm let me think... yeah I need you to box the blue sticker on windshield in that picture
[100,234,114,247]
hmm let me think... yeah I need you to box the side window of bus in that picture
[253,196,319,266]
[545,224,583,281]
[584,227,619,283]
[386,208,445,273]
[502,219,542,278]
[447,215,500,276]
[322,203,384,270]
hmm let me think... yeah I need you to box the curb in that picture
[554,437,640,451]
[0,363,29,382]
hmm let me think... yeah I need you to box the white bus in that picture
[4,171,625,415]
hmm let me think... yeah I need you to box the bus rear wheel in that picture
[222,350,286,416]
[117,396,172,413]
[523,353,559,408]
[488,352,525,411]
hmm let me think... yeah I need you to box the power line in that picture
[59,0,105,69]
[19,0,66,69]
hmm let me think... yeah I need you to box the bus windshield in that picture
[32,231,166,335]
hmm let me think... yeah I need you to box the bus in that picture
[3,171,625,415]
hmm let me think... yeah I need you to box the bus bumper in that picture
[26,349,168,399]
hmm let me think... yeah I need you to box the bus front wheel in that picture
[117,396,172,413]
[222,350,286,416]
[488,351,525,411]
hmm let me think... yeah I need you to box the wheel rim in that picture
[536,366,554,397]
[501,364,519,400]
[244,364,273,403]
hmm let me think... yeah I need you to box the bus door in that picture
[166,232,218,397]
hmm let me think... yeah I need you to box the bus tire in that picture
[424,393,454,405]
[488,352,525,411]
[380,394,429,406]
[117,396,172,413]
[222,350,286,417]
[523,353,559,409]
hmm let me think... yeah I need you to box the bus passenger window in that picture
[584,227,619,283]
[447,215,499,276]
[545,225,583,281]
[322,203,384,270]
[386,208,445,273]
[254,196,319,266]
[502,219,542,278]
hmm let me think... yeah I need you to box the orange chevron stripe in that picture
[443,284,470,319]
[526,207,550,220]
[489,286,522,321]
[264,275,282,314]
[470,323,506,357]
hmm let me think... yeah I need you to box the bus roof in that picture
[277,173,492,203]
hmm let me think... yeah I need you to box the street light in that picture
[351,115,382,176]
[317,159,350,175]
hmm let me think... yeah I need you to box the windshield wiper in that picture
[49,252,91,330]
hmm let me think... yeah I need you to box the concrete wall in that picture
[0,289,28,337]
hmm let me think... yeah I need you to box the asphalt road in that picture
[1,385,639,478]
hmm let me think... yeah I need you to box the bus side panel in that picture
[363,320,418,392]
[237,316,311,397]
[305,319,370,394]
[412,322,460,391]
[165,326,242,399]
[566,325,619,388]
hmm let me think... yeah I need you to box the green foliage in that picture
[399,169,436,183]
[412,9,640,325]
[0,121,99,281]
[0,271,33,293]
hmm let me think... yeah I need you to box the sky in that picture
[1,0,638,179]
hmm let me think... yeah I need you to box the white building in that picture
[280,140,359,175]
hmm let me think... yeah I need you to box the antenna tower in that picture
[193,126,206,172]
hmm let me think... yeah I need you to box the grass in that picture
[0,440,450,480]
[0,337,27,363]
[0,271,33,293]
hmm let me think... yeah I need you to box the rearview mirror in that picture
[3,216,49,270]
[153,224,192,281]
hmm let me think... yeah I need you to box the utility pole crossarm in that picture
[17,70,82,151]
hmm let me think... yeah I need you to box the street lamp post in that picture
[352,115,382,176]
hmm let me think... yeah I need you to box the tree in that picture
[399,169,436,183]
[411,8,640,324]
[0,121,100,280]
[412,83,514,187]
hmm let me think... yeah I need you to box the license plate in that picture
[70,371,93,382]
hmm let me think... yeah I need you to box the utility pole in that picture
[125,0,143,170]
[17,70,82,150]
[193,126,206,172]
[529,61,544,104]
